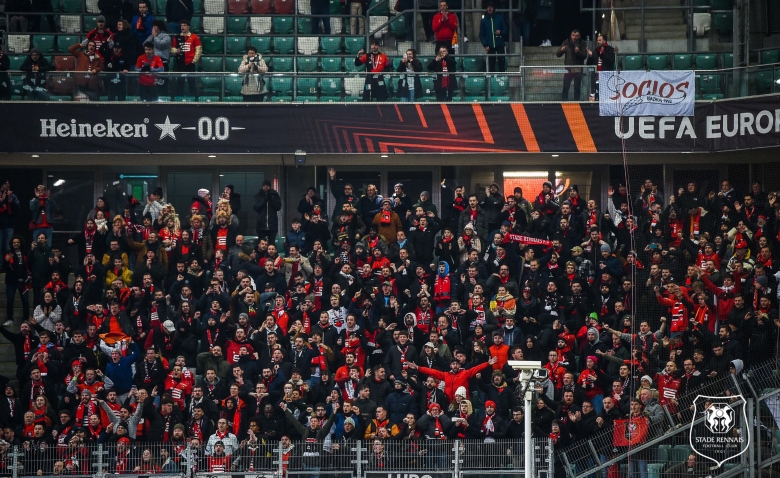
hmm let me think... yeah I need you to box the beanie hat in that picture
[174,423,185,432]
[588,327,599,337]
[344,418,355,427]
[428,403,441,412]
[600,243,612,253]
[455,386,467,397]
[485,400,497,409]
[586,355,598,364]
[641,375,653,385]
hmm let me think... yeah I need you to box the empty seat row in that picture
[620,52,733,71]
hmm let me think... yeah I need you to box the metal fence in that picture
[557,357,780,478]
[3,439,552,478]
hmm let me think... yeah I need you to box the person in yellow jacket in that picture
[105,257,134,287]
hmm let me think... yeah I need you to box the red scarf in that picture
[468,208,477,222]
[380,211,391,225]
[75,400,98,425]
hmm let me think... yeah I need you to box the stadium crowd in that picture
[0,170,776,476]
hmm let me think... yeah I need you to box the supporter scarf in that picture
[75,400,98,425]
[29,379,44,408]
[216,429,229,440]
[461,233,472,247]
[502,233,553,248]
[453,196,466,213]
[482,414,495,433]
[87,424,102,440]
[23,334,32,359]
[380,211,391,225]
[434,417,445,439]
[468,208,477,222]
[549,431,560,444]
[441,61,449,88]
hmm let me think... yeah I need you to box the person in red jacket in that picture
[171,19,202,99]
[354,40,390,101]
[134,42,164,102]
[408,355,496,402]
[432,0,458,54]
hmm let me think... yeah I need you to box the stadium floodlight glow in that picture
[551,154,560,158]
[53,179,65,187]
[776,78,780,85]
[208,155,216,158]
[381,154,388,158]
[31,154,39,158]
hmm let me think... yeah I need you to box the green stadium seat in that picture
[695,53,718,69]
[61,0,82,13]
[273,16,294,34]
[57,35,80,50]
[201,36,225,54]
[723,52,733,68]
[224,57,243,71]
[698,73,721,94]
[710,0,731,8]
[155,0,168,13]
[647,463,665,478]
[461,56,486,72]
[420,76,435,98]
[760,49,780,65]
[32,35,57,53]
[200,56,224,72]
[226,36,248,55]
[344,36,365,55]
[9,56,26,70]
[249,37,272,54]
[298,96,318,102]
[670,446,691,464]
[329,0,342,13]
[489,75,508,97]
[321,57,343,72]
[174,95,198,102]
[463,76,486,97]
[319,96,341,102]
[49,96,72,101]
[657,445,671,463]
[183,16,200,32]
[320,37,342,55]
[389,15,406,38]
[296,77,318,96]
[344,57,365,72]
[272,76,293,95]
[226,16,248,34]
[368,0,389,15]
[82,15,99,32]
[297,17,312,33]
[193,0,204,12]
[271,56,293,72]
[693,0,709,6]
[273,37,295,54]
[271,95,293,102]
[646,54,668,70]
[702,93,724,99]
[673,54,692,70]
[297,56,319,72]
[222,95,243,101]
[200,95,221,102]
[712,12,733,34]
[754,70,774,93]
[225,76,243,95]
[321,77,342,96]
[623,55,644,70]
[201,76,222,92]
[157,96,172,101]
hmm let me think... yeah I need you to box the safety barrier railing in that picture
[3,439,553,478]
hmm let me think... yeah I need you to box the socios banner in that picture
[0,97,779,154]
[598,70,696,117]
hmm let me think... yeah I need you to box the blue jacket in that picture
[105,342,140,394]
[479,13,508,49]
[131,13,155,45]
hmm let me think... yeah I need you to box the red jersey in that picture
[173,33,202,65]
[135,54,164,86]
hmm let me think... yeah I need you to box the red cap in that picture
[485,400,497,408]
[735,240,749,249]
[118,437,130,444]
[428,403,441,412]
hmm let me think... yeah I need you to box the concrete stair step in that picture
[626,24,687,34]
[626,10,685,20]
[626,16,685,26]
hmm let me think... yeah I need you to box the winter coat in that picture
[384,389,416,424]
[238,54,268,95]
[253,189,282,232]
[395,59,423,99]
[479,13,508,49]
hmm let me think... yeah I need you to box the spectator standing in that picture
[253,180,282,246]
[103,43,131,101]
[355,41,390,102]
[135,41,165,102]
[131,1,155,46]
[555,29,587,101]
[171,19,202,99]
[310,0,330,34]
[145,20,171,70]
[479,3,508,72]
[586,33,615,101]
[83,16,114,58]
[6,0,32,33]
[427,46,457,102]
[432,1,457,54]
[69,41,104,100]
[98,0,123,35]
[238,47,268,102]
[165,0,193,34]
[395,48,423,102]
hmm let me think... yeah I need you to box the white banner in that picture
[599,70,696,117]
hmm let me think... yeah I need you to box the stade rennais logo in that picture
[689,395,750,467]
[39,115,244,141]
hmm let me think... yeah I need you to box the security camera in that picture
[507,360,542,371]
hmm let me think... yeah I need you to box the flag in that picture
[613,417,649,447]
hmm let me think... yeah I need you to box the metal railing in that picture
[3,439,553,478]
[4,63,780,103]
[558,357,780,478]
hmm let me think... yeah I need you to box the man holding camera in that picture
[238,47,268,102]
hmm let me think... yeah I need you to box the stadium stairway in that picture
[625,0,687,40]
[0,272,29,388]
